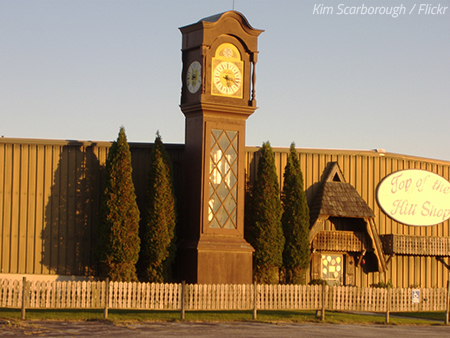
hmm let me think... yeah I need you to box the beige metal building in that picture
[1,137,449,287]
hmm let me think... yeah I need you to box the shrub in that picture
[370,279,393,288]
[309,279,327,286]
[281,143,310,284]
[246,142,284,284]
[96,127,140,282]
[138,132,177,283]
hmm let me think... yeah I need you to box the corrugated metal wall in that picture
[246,147,450,288]
[0,139,184,277]
[2,138,450,287]
[0,139,107,276]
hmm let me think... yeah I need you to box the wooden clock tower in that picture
[179,11,263,284]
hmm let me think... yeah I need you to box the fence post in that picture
[103,278,109,320]
[385,288,390,324]
[180,281,185,320]
[446,280,450,325]
[321,282,326,321]
[252,281,257,320]
[21,277,27,320]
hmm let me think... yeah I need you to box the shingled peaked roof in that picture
[318,182,375,218]
[310,162,374,222]
[309,162,386,273]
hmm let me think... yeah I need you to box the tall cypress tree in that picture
[281,143,310,284]
[139,132,177,283]
[97,127,140,282]
[246,142,285,284]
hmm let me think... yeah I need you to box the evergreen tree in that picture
[246,142,285,284]
[281,143,310,284]
[97,127,140,282]
[139,132,177,283]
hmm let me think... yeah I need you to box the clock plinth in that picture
[179,238,254,284]
[179,11,263,284]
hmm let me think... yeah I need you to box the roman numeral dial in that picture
[187,61,202,94]
[212,62,242,96]
[211,43,244,98]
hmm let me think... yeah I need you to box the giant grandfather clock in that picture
[179,11,263,284]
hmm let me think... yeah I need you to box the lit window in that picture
[209,129,238,229]
[321,254,343,284]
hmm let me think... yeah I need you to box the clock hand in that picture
[223,75,235,87]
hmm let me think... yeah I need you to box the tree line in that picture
[96,128,309,284]
[96,127,176,283]
[245,142,310,284]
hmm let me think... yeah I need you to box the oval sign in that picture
[376,169,450,226]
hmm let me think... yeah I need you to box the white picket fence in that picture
[1,279,449,321]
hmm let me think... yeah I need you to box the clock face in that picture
[186,61,202,94]
[212,61,242,96]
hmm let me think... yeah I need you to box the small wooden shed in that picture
[309,162,386,285]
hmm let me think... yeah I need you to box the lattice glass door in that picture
[321,254,343,284]
[209,129,238,229]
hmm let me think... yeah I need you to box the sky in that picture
[1,0,449,161]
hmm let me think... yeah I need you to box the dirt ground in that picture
[1,320,450,338]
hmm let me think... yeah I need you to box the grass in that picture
[0,308,447,325]
[391,311,447,322]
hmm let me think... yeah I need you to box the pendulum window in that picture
[209,129,238,229]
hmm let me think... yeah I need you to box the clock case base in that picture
[179,237,254,284]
